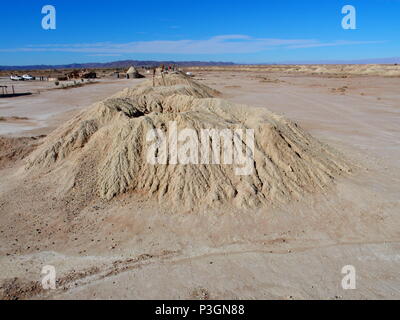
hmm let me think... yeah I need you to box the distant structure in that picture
[45,69,97,82]
[66,69,97,80]
[48,74,68,81]
[126,66,145,79]
[0,85,31,98]
[81,70,97,79]
[0,86,8,96]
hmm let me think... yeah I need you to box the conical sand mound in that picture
[26,73,351,209]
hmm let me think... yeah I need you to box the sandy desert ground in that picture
[0,77,140,136]
[0,66,399,300]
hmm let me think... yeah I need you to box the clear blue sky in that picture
[0,0,399,65]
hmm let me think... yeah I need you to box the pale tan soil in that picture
[0,67,399,300]
[0,78,142,136]
[187,64,400,77]
[0,136,44,170]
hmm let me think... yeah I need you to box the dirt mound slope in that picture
[0,136,43,169]
[25,73,351,209]
[113,72,220,99]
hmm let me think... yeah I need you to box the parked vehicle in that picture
[10,75,23,81]
[22,74,35,81]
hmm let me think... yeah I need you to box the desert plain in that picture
[0,65,399,300]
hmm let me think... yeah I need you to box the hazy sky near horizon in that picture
[0,0,399,65]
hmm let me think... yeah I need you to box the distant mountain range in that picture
[0,60,236,71]
[1,57,399,71]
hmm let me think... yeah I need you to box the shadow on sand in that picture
[0,92,32,98]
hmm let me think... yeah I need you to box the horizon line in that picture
[1,57,400,69]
